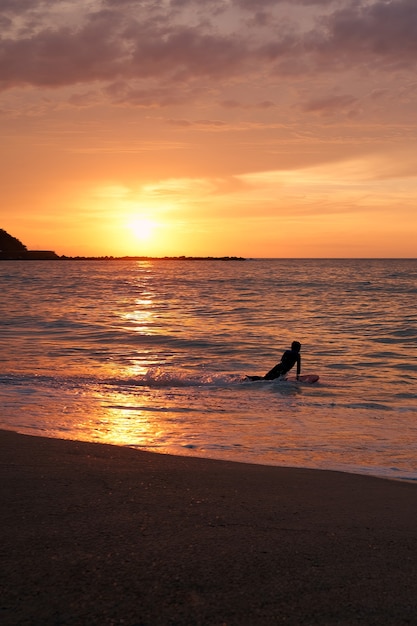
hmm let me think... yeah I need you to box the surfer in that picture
[247,341,301,381]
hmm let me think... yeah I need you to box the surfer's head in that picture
[291,341,301,352]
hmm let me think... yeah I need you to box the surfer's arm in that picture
[296,355,301,379]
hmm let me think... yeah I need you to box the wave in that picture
[342,401,392,412]
[0,369,246,391]
[120,368,246,388]
[0,368,312,392]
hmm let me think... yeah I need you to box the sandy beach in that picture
[1,429,417,625]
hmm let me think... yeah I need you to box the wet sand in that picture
[1,428,417,625]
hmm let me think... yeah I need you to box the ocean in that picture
[1,258,416,481]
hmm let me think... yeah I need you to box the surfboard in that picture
[297,374,319,384]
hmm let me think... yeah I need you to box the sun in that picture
[130,217,157,242]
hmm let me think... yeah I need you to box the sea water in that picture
[1,259,416,480]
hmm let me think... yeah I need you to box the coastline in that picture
[1,429,417,625]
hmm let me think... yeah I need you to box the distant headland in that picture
[0,229,245,261]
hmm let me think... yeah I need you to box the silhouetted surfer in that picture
[247,341,301,381]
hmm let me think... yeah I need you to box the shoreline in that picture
[2,428,417,625]
[2,426,416,484]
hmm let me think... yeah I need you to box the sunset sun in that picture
[130,218,157,242]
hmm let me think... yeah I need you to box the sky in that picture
[1,0,417,258]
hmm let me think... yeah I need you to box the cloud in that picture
[236,0,336,8]
[259,0,417,76]
[166,118,228,129]
[308,0,417,69]
[0,0,47,11]
[303,94,359,116]
[105,81,190,107]
[0,10,128,89]
[129,25,246,80]
[1,0,417,97]
[0,4,248,91]
[219,99,276,109]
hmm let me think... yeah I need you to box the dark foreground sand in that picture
[1,429,417,626]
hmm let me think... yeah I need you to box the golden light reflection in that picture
[114,289,159,376]
[132,297,154,317]
[95,393,169,450]
[121,296,155,332]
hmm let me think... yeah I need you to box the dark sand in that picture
[1,429,417,625]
